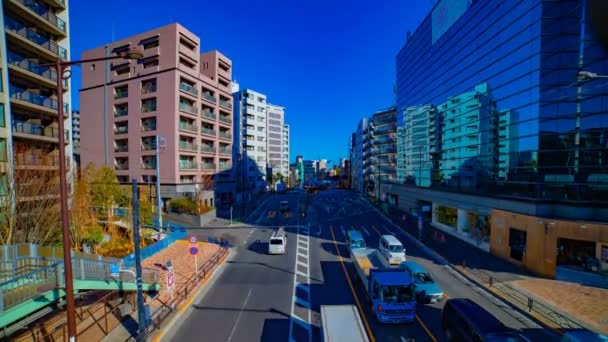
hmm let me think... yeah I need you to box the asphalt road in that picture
[161,190,560,342]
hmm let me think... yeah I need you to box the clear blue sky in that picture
[70,0,433,164]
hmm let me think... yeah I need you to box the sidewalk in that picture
[370,199,606,334]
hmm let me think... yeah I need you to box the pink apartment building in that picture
[80,23,233,205]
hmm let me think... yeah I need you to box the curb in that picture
[363,198,566,336]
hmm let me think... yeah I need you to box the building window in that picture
[0,139,7,162]
[142,79,157,94]
[142,57,159,69]
[257,136,264,142]
[179,36,196,51]
[141,36,159,49]
[179,57,195,70]
[112,44,131,54]
[114,64,130,75]
[114,103,128,117]
[0,104,4,127]
[508,228,527,262]
[114,85,128,99]
[142,117,157,131]
[142,98,157,113]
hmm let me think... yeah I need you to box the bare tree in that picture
[0,163,62,246]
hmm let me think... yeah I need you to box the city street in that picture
[160,190,562,341]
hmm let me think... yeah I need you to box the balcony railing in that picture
[202,92,216,103]
[115,126,128,134]
[179,82,198,96]
[114,107,128,117]
[4,17,67,58]
[179,101,198,115]
[179,121,197,132]
[179,141,198,152]
[219,131,232,140]
[179,160,198,170]
[219,147,230,155]
[219,163,232,171]
[219,115,232,124]
[141,123,156,131]
[12,121,62,139]
[141,83,157,95]
[7,51,58,83]
[10,86,68,112]
[14,153,64,167]
[114,89,128,99]
[202,109,216,120]
[142,161,156,169]
[114,145,128,152]
[201,162,216,170]
[201,127,216,136]
[201,145,215,153]
[115,162,129,170]
[219,99,232,110]
[141,142,156,151]
[12,0,67,32]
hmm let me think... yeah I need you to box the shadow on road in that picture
[260,318,291,342]
[248,240,268,254]
[320,241,349,258]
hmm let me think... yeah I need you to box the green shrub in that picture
[169,197,197,214]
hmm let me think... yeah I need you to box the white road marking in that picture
[226,288,252,342]
[289,225,312,342]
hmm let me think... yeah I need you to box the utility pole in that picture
[132,179,147,340]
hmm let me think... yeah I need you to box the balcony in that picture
[142,161,156,170]
[9,86,68,116]
[202,92,216,104]
[114,126,128,134]
[179,101,198,115]
[114,145,128,153]
[219,163,231,171]
[12,121,68,142]
[179,160,198,170]
[201,145,215,153]
[201,109,216,121]
[219,147,230,155]
[179,141,198,152]
[7,51,63,88]
[141,142,156,151]
[141,121,156,132]
[201,162,216,170]
[219,115,232,124]
[179,121,198,133]
[14,153,66,169]
[219,99,232,110]
[8,0,67,36]
[219,131,232,140]
[179,82,198,97]
[114,88,128,99]
[201,127,216,137]
[4,16,67,59]
[115,161,129,171]
[114,106,128,118]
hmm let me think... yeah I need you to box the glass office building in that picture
[395,0,608,204]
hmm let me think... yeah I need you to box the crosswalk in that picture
[289,225,312,342]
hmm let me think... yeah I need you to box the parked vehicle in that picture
[268,228,287,254]
[351,246,416,323]
[378,235,406,265]
[321,305,369,342]
[442,298,530,341]
[399,261,443,303]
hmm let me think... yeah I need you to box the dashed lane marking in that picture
[226,288,253,342]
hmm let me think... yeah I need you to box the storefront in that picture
[490,209,608,281]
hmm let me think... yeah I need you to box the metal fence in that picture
[121,227,187,269]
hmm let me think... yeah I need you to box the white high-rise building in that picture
[266,104,286,176]
[282,124,290,176]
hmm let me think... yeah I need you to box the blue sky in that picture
[70,0,433,164]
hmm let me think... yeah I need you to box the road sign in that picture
[189,246,199,255]
[189,235,198,244]
[110,264,119,277]
[166,272,175,288]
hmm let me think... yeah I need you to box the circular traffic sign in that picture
[189,235,198,244]
[167,272,175,288]
[189,246,199,255]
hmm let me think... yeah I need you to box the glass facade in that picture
[396,0,608,203]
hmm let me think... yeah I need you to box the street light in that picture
[46,47,143,341]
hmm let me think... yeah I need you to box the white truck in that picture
[321,305,369,342]
[351,247,416,324]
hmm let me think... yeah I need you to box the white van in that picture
[268,228,287,254]
[379,235,406,265]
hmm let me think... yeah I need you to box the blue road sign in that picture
[189,246,199,255]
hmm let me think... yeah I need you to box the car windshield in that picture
[270,239,283,245]
[389,245,404,253]
[380,285,415,303]
[414,272,434,284]
[351,239,365,248]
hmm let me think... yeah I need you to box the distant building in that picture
[303,159,317,183]
[72,110,81,168]
[295,155,304,187]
